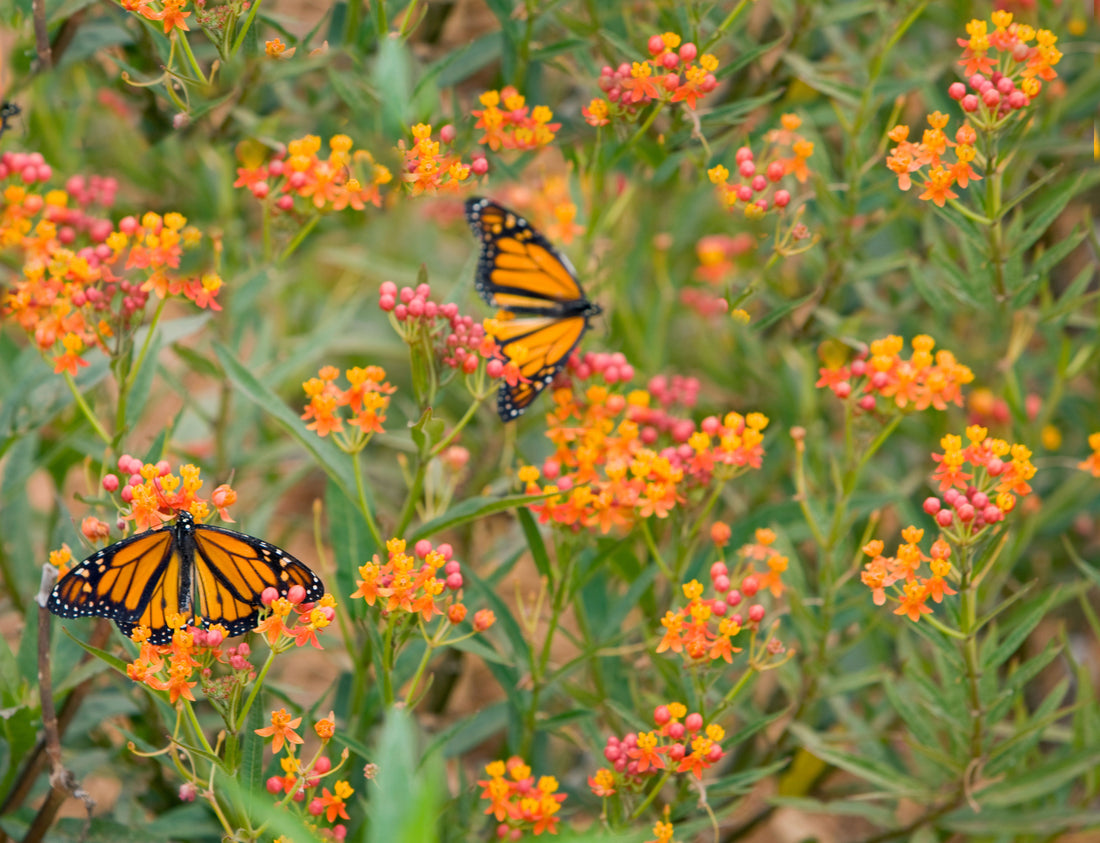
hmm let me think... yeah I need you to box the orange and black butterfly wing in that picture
[489,314,590,419]
[191,524,325,638]
[465,197,590,312]
[47,526,184,645]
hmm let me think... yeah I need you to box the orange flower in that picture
[255,708,304,754]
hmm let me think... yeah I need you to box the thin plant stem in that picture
[234,649,277,733]
[176,32,207,85]
[352,451,385,550]
[63,372,112,445]
[278,214,321,265]
[230,0,265,57]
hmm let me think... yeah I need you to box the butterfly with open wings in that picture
[465,197,601,421]
[47,509,325,645]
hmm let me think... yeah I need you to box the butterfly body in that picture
[465,197,600,420]
[47,510,324,644]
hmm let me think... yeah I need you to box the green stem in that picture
[957,546,985,760]
[639,518,673,581]
[984,147,1006,300]
[230,0,265,57]
[277,214,321,265]
[629,768,673,820]
[234,648,277,732]
[825,413,903,548]
[352,451,385,549]
[701,0,750,51]
[380,617,395,707]
[176,31,207,85]
[370,0,385,37]
[402,635,436,707]
[63,372,112,445]
[181,698,217,758]
[522,552,576,756]
[429,390,487,458]
[398,0,421,38]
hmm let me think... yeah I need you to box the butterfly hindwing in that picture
[465,197,600,421]
[47,511,325,644]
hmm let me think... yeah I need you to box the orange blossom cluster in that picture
[816,334,973,414]
[583,32,720,126]
[708,114,812,218]
[234,134,392,212]
[478,757,566,838]
[518,353,768,533]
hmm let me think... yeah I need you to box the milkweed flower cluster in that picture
[118,0,193,35]
[350,537,494,632]
[1080,433,1100,477]
[102,455,237,532]
[4,194,222,375]
[398,123,480,195]
[816,334,974,414]
[583,32,719,126]
[955,13,1061,116]
[301,364,396,451]
[378,280,505,377]
[234,134,391,212]
[863,426,1038,621]
[519,355,768,532]
[887,14,1061,205]
[657,529,788,665]
[471,87,561,152]
[258,710,355,841]
[708,115,811,218]
[126,620,255,704]
[478,757,566,838]
[885,115,980,206]
[588,704,726,797]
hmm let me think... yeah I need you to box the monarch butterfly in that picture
[47,510,324,645]
[465,197,601,421]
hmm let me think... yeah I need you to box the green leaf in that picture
[787,722,925,795]
[768,795,896,826]
[1014,170,1100,256]
[367,708,443,843]
[409,492,551,542]
[516,507,551,580]
[422,701,509,761]
[428,31,503,88]
[373,36,414,137]
[976,746,1100,807]
[982,588,1057,670]
[240,700,266,818]
[939,807,1100,834]
[781,52,860,106]
[213,343,358,506]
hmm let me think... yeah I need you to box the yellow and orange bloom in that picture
[472,87,561,152]
[816,334,973,414]
[519,355,768,533]
[1079,433,1100,478]
[478,757,566,838]
[234,133,390,211]
[301,364,396,452]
